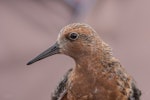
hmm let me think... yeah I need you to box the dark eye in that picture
[68,32,79,40]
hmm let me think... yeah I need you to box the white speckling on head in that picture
[57,34,61,44]
[57,23,96,43]
[57,31,62,44]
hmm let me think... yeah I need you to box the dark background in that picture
[0,0,149,100]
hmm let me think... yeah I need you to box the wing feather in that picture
[51,69,72,100]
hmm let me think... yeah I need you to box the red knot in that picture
[27,23,141,100]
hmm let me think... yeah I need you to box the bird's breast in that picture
[66,67,129,100]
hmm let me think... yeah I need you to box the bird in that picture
[27,23,141,100]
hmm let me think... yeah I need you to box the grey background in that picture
[0,0,149,100]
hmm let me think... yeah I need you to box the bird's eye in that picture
[68,32,79,40]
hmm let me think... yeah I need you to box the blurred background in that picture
[0,0,149,100]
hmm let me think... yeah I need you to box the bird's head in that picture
[27,23,111,65]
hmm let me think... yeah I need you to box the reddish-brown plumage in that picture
[27,23,141,100]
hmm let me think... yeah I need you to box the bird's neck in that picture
[72,38,113,75]
[74,47,113,74]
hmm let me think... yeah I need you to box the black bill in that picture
[27,42,60,65]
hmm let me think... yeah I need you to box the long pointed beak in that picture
[27,42,60,65]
